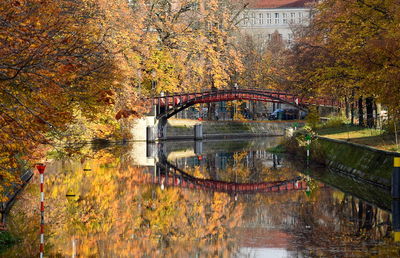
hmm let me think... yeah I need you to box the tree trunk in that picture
[345,95,350,119]
[351,90,355,125]
[252,101,256,120]
[364,204,373,230]
[357,200,364,234]
[207,102,216,120]
[358,97,364,126]
[376,102,381,129]
[366,97,374,128]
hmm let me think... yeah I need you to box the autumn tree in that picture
[0,0,145,197]
[281,0,400,128]
[131,0,244,94]
[237,30,286,89]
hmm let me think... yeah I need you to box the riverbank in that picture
[316,125,400,152]
[284,129,400,189]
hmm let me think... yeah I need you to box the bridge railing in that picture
[151,88,341,108]
[149,89,342,120]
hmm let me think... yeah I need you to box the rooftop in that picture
[248,0,316,9]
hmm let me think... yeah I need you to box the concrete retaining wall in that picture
[317,137,400,188]
[166,119,303,140]
[130,117,304,141]
[296,135,400,189]
[130,116,156,141]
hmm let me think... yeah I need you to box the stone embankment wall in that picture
[289,135,400,189]
[166,119,303,140]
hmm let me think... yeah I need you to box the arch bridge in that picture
[151,88,340,120]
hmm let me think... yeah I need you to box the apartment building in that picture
[238,0,316,46]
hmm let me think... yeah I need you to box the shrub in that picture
[318,115,346,129]
[306,106,320,129]
[0,231,18,248]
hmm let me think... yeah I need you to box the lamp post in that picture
[305,134,311,166]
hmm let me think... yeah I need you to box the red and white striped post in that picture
[36,164,46,258]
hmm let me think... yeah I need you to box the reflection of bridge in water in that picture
[173,150,284,171]
[132,141,323,194]
[152,152,322,194]
[154,163,310,194]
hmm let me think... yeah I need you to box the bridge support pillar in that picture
[146,126,156,143]
[157,117,168,141]
[146,142,156,158]
[194,124,203,140]
[194,141,203,155]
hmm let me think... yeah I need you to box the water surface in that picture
[5,138,400,257]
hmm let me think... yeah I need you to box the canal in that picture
[4,137,400,257]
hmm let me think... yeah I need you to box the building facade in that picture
[238,0,316,46]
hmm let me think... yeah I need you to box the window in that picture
[267,34,272,41]
[274,13,279,24]
[290,13,295,23]
[266,13,272,24]
[250,12,255,25]
[298,12,303,23]
[243,13,248,26]
[283,13,287,24]
[258,13,264,24]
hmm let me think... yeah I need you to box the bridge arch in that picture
[152,89,337,120]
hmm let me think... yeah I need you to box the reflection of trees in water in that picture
[6,145,400,257]
[179,151,290,184]
[225,183,397,256]
[232,188,399,256]
[286,190,397,256]
[6,148,244,257]
[157,148,399,256]
[206,153,218,180]
[176,150,394,255]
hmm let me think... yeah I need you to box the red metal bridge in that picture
[151,88,340,119]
